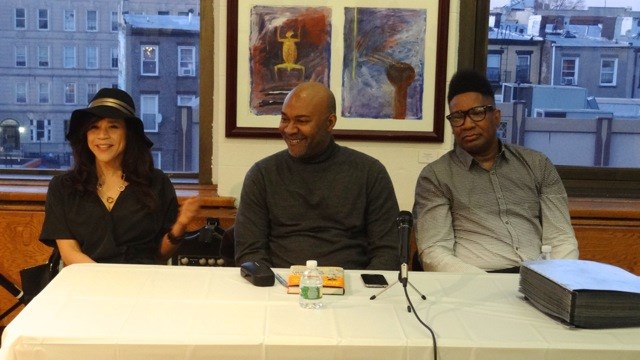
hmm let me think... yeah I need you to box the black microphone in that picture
[396,210,413,286]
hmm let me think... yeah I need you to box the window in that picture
[86,10,98,31]
[141,94,159,132]
[86,46,99,69]
[111,11,118,32]
[37,46,50,67]
[16,46,27,67]
[15,8,26,29]
[64,10,75,31]
[87,83,98,103]
[0,0,207,179]
[515,54,531,83]
[178,46,196,76]
[64,83,77,104]
[487,53,501,83]
[63,46,76,68]
[30,119,52,142]
[485,1,640,198]
[111,48,118,68]
[16,83,28,104]
[141,45,159,75]
[561,57,578,85]
[599,58,617,86]
[38,82,50,104]
[38,9,49,30]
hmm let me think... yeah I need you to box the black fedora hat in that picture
[67,88,153,148]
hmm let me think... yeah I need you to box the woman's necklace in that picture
[97,173,127,207]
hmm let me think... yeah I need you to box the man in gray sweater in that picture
[234,82,400,270]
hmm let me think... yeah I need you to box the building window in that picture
[30,119,52,142]
[178,46,196,76]
[64,10,76,31]
[87,83,98,103]
[38,82,50,104]
[64,83,77,104]
[515,54,531,83]
[141,94,159,132]
[111,11,119,32]
[16,83,28,104]
[86,10,98,31]
[38,46,50,67]
[63,46,76,68]
[561,57,578,85]
[141,45,159,75]
[599,58,617,86]
[111,47,118,69]
[487,53,501,83]
[15,8,26,29]
[0,0,206,177]
[38,9,49,30]
[15,46,27,67]
[86,46,99,69]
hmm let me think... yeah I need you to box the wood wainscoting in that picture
[1,183,639,326]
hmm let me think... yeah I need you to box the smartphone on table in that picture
[361,273,389,288]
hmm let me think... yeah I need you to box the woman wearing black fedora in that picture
[39,88,200,265]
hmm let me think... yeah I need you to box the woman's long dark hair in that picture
[66,117,159,211]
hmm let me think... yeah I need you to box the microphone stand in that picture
[370,211,427,312]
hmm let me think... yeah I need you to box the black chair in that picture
[411,250,423,271]
[219,225,235,267]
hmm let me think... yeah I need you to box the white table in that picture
[1,263,639,360]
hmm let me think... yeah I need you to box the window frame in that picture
[140,45,159,76]
[1,2,213,185]
[178,46,196,76]
[15,45,27,67]
[140,94,160,132]
[599,58,617,86]
[37,9,49,31]
[461,1,640,198]
[63,46,77,69]
[86,10,98,32]
[64,10,76,31]
[15,8,27,30]
[37,45,50,67]
[16,82,28,104]
[561,57,578,85]
[86,46,99,69]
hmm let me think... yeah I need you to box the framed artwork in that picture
[225,0,449,142]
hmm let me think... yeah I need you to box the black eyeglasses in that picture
[445,105,495,127]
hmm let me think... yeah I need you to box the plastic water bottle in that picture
[537,245,552,260]
[299,260,323,309]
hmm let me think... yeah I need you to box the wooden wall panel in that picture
[573,225,640,275]
[2,186,639,327]
[0,211,50,325]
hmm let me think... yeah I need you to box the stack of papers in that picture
[519,259,640,328]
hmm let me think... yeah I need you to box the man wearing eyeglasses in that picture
[412,69,578,273]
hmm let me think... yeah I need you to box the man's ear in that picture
[326,113,337,131]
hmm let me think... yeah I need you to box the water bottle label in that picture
[300,285,322,300]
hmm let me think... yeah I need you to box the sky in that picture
[490,0,638,11]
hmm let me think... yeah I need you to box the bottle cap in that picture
[306,260,318,268]
[541,245,552,253]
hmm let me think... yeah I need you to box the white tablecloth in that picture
[1,263,639,360]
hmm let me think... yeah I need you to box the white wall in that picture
[211,1,461,211]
